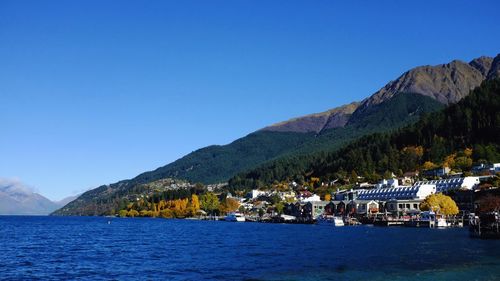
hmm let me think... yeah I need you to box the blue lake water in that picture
[1,216,499,281]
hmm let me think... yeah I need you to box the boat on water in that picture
[224,212,246,222]
[405,211,448,228]
[423,211,448,227]
[316,215,344,226]
[344,217,361,226]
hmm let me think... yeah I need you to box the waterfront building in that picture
[323,176,483,218]
[356,184,435,201]
[385,199,422,215]
[324,202,335,215]
[355,200,380,215]
[413,177,480,193]
[284,202,306,218]
[304,201,329,218]
[331,200,347,215]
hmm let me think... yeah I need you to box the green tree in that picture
[238,205,246,213]
[383,170,393,179]
[200,192,220,215]
[275,201,284,215]
[258,208,265,217]
[350,170,358,184]
[454,156,473,171]
[270,194,281,205]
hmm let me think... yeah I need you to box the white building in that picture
[301,194,321,202]
[248,190,266,199]
[413,176,480,193]
[357,184,436,201]
[385,199,422,214]
[472,163,500,175]
[493,163,500,172]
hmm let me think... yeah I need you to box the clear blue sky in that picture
[1,0,499,200]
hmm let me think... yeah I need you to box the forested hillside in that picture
[53,55,498,216]
[229,79,500,189]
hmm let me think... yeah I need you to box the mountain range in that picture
[264,55,497,133]
[229,78,500,189]
[0,179,76,215]
[53,54,500,216]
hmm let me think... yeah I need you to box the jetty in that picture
[470,212,500,239]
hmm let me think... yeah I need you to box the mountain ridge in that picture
[53,53,500,216]
[258,54,499,134]
[228,78,500,188]
[0,179,60,215]
[349,55,499,121]
[261,102,360,133]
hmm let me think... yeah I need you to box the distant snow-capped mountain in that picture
[0,179,72,215]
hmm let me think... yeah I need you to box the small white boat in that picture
[316,215,344,226]
[420,211,449,228]
[225,212,246,222]
[280,214,296,221]
[344,217,361,226]
[436,217,449,228]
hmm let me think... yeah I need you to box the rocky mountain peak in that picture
[261,102,360,133]
[469,56,493,76]
[354,56,493,115]
[487,54,500,80]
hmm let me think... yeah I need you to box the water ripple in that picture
[1,216,499,281]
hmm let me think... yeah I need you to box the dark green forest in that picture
[52,83,486,216]
[52,91,448,216]
[228,79,500,190]
[119,92,444,185]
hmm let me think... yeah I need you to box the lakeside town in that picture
[114,162,500,238]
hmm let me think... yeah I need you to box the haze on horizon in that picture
[1,0,499,201]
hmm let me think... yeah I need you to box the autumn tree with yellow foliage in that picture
[442,148,473,171]
[187,194,201,216]
[420,193,459,216]
[219,197,240,214]
[118,210,128,217]
[128,209,139,217]
[118,193,205,219]
[422,161,437,170]
[310,177,321,188]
